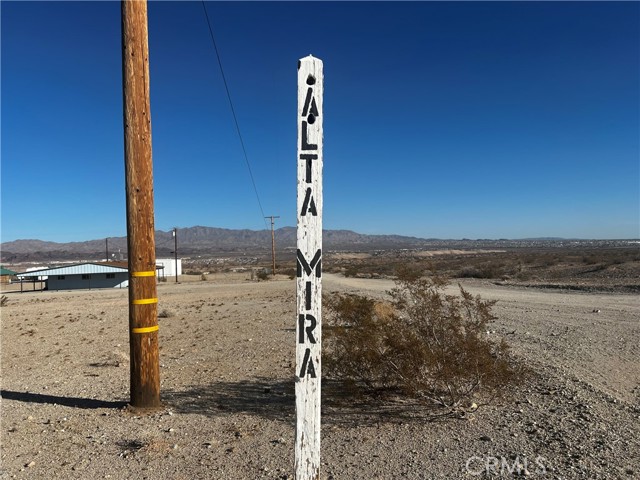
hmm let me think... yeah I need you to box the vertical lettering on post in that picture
[295,55,323,480]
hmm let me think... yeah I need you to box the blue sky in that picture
[2,1,638,243]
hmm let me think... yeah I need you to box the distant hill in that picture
[0,225,435,263]
[3,227,627,264]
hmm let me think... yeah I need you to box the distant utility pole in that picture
[121,0,160,409]
[172,228,178,283]
[265,216,280,275]
[105,238,109,263]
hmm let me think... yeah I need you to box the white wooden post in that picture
[295,55,323,480]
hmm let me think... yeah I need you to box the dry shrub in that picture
[344,265,360,278]
[158,308,175,319]
[0,295,8,307]
[457,261,508,279]
[325,271,524,409]
[278,267,297,280]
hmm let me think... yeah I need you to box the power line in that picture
[200,1,268,229]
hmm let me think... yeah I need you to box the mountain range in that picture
[0,226,435,263]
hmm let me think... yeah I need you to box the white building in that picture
[25,266,49,281]
[156,258,182,279]
[16,263,129,290]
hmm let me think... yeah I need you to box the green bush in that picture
[325,272,524,409]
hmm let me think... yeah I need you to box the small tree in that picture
[325,268,523,409]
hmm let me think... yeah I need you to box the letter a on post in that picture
[295,55,323,480]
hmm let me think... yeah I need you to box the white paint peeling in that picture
[295,55,323,480]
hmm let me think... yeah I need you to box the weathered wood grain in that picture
[295,55,323,480]
[121,0,160,409]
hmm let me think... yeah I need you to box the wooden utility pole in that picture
[121,0,160,409]
[265,215,280,275]
[295,55,323,480]
[173,228,178,283]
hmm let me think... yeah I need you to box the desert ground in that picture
[1,265,639,479]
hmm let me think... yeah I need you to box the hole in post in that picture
[306,75,316,85]
[307,114,316,124]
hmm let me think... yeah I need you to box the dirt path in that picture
[325,273,640,403]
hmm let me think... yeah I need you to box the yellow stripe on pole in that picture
[132,325,159,334]
[132,297,158,305]
[131,271,156,277]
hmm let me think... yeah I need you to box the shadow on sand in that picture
[1,390,128,409]
[163,377,451,426]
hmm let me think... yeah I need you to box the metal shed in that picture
[0,266,17,284]
[16,263,129,290]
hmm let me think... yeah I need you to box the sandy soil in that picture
[1,273,638,479]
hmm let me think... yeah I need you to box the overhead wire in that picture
[200,1,269,230]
